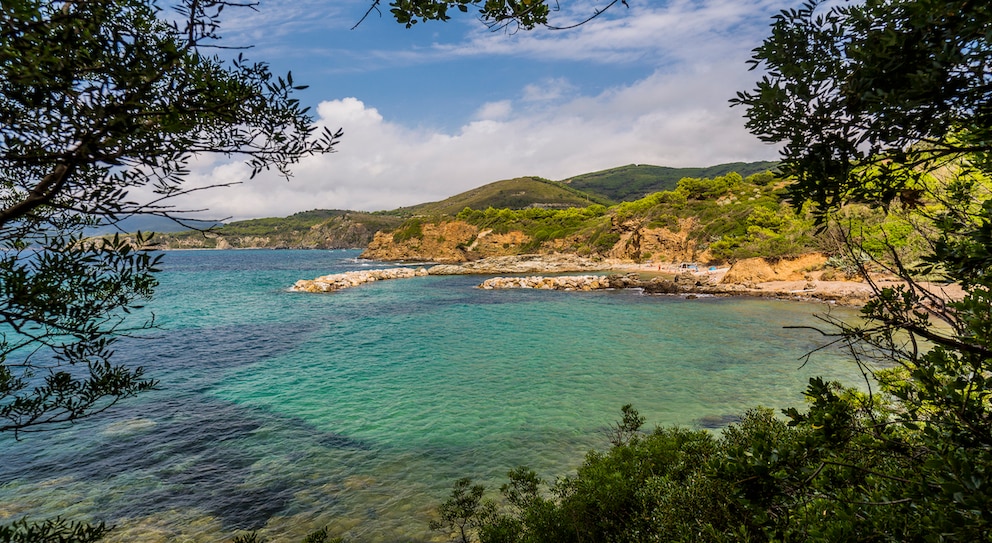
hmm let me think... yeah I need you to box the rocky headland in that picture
[359,218,706,264]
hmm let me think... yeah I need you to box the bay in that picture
[0,249,867,542]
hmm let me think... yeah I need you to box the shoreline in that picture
[290,253,965,306]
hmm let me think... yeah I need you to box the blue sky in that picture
[175,0,792,220]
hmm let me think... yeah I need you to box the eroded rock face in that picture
[607,217,705,263]
[360,216,715,266]
[360,221,480,262]
[470,229,530,254]
[720,253,827,284]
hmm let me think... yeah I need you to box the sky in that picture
[171,0,793,221]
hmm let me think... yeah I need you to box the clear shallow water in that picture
[0,250,866,542]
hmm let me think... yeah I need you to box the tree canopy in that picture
[431,1,992,541]
[732,0,992,209]
[733,2,992,536]
[1,0,340,436]
[361,0,627,30]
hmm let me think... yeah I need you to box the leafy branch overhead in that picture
[357,0,627,30]
[1,0,341,437]
[432,1,992,542]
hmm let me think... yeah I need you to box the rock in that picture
[641,279,679,294]
[291,267,428,293]
[479,275,610,291]
[721,253,828,284]
[608,217,706,263]
[428,254,604,275]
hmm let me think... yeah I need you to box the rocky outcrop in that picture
[480,275,614,291]
[360,217,712,265]
[470,229,531,254]
[290,252,894,305]
[361,221,483,262]
[720,254,827,284]
[291,267,428,293]
[479,273,690,293]
[608,217,705,263]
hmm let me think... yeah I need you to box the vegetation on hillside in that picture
[454,205,610,252]
[563,161,780,202]
[388,176,612,219]
[153,210,404,249]
[387,169,920,265]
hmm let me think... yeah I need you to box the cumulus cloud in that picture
[159,0,786,220]
[174,66,776,220]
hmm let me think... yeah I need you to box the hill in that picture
[389,176,612,218]
[562,161,780,202]
[362,168,923,269]
[144,162,788,251]
[361,170,820,263]
[152,209,403,249]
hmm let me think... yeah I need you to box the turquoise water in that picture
[0,250,867,542]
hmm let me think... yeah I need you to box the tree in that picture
[1,0,340,435]
[358,0,628,31]
[2,0,339,539]
[733,0,992,209]
[732,0,992,539]
[429,2,992,541]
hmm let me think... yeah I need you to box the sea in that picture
[0,249,869,542]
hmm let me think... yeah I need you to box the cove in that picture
[0,250,867,542]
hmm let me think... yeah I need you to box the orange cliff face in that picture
[359,218,714,264]
[606,217,707,264]
[360,221,535,263]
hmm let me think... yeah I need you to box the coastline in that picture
[292,252,963,306]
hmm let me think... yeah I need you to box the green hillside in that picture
[448,170,814,261]
[390,176,612,218]
[145,163,790,250]
[563,161,780,202]
[154,209,403,249]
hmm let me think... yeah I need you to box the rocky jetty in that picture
[480,273,685,293]
[291,267,428,293]
[480,275,612,291]
[427,254,606,275]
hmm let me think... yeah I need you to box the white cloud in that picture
[421,0,787,65]
[173,60,777,221]
[474,100,513,121]
[522,78,577,103]
[154,0,787,221]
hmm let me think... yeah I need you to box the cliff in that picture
[360,217,711,265]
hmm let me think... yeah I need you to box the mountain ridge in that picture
[148,161,780,250]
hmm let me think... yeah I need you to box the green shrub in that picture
[392,218,424,242]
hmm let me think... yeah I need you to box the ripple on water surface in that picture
[0,250,866,542]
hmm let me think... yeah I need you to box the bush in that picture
[392,218,425,242]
